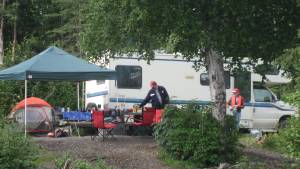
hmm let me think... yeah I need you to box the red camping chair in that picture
[91,111,116,141]
[131,107,155,126]
[126,107,155,135]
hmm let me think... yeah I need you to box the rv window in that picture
[200,73,209,86]
[200,72,230,89]
[116,65,142,89]
[253,87,274,102]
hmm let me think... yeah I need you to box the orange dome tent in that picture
[12,97,51,112]
[10,97,54,133]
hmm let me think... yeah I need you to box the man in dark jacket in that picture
[140,81,169,123]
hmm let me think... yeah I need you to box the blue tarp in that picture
[63,112,92,121]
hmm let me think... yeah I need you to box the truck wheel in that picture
[278,116,290,129]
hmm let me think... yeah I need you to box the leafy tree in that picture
[276,43,300,108]
[47,0,87,54]
[82,0,299,124]
[0,0,89,116]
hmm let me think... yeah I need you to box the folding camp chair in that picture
[91,111,116,141]
[127,107,155,135]
[131,107,155,126]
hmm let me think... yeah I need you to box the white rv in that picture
[86,53,296,132]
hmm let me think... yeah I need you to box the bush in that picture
[278,117,300,158]
[154,104,239,168]
[0,119,39,169]
[263,117,300,159]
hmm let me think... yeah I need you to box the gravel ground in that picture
[36,135,299,169]
[242,147,298,168]
[36,136,171,169]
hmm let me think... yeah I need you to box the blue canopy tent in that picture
[0,46,116,136]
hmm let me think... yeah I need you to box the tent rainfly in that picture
[10,97,54,133]
[0,46,116,136]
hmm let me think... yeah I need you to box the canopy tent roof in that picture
[0,46,115,81]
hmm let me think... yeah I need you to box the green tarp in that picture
[0,46,116,81]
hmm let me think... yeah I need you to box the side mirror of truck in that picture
[276,93,281,100]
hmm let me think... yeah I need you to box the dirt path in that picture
[36,136,171,169]
[242,147,298,169]
[36,135,299,169]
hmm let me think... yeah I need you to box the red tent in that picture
[12,97,51,111]
[10,97,54,133]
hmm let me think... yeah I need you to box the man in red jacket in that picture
[227,88,244,129]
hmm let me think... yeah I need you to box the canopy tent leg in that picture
[24,80,27,137]
[77,82,80,111]
[82,81,85,111]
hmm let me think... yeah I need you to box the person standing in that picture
[140,81,169,123]
[227,88,244,129]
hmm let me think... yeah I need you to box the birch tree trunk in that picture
[0,0,5,65]
[207,49,227,126]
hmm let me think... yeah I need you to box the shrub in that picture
[154,104,239,168]
[278,117,300,158]
[263,117,300,159]
[0,119,38,169]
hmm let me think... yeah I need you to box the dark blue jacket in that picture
[140,86,169,109]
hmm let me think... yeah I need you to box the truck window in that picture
[200,71,230,89]
[253,86,274,102]
[115,65,142,89]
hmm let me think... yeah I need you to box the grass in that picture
[238,133,263,148]
[33,148,57,167]
[158,148,198,169]
[34,149,114,169]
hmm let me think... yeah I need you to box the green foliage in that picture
[82,0,299,66]
[277,117,300,158]
[274,29,300,107]
[158,148,198,169]
[234,156,267,169]
[55,155,113,169]
[262,133,284,153]
[0,119,39,169]
[154,104,239,168]
[284,90,300,109]
[263,117,300,159]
